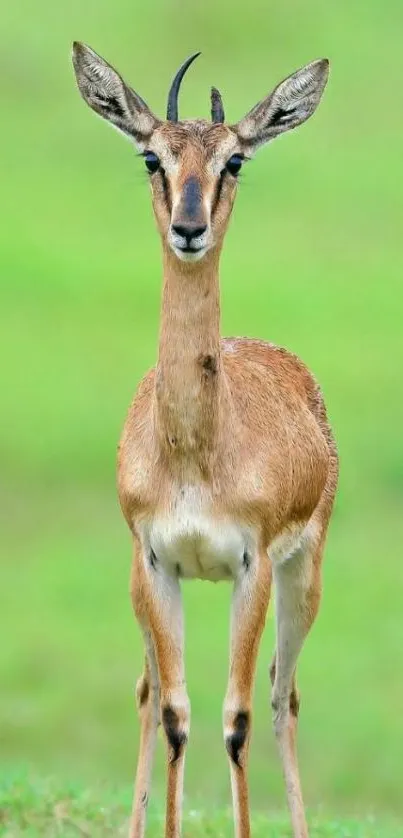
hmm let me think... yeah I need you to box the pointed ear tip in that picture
[317,57,330,74]
[306,58,330,86]
[72,41,89,63]
[72,41,95,59]
[71,42,82,70]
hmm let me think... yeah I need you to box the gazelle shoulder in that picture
[221,336,321,404]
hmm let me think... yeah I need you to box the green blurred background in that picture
[1,0,402,821]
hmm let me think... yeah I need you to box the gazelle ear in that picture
[72,42,159,149]
[233,59,329,153]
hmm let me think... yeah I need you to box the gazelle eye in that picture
[144,151,160,174]
[225,154,244,176]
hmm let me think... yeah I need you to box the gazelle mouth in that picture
[173,245,207,262]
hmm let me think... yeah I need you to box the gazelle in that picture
[72,43,338,838]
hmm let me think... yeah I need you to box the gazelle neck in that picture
[155,246,227,472]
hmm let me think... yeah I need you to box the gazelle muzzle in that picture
[169,174,211,260]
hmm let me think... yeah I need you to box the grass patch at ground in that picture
[0,773,400,837]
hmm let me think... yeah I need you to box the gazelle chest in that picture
[142,486,253,582]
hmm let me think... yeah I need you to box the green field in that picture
[1,0,403,832]
[1,775,402,838]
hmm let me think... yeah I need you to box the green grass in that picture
[1,774,400,838]
[1,0,403,827]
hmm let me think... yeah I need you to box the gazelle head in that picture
[72,44,329,264]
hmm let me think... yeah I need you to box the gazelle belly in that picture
[148,514,249,581]
[145,487,252,582]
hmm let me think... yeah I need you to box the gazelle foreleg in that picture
[224,552,272,838]
[271,537,324,838]
[131,540,189,838]
[129,633,160,838]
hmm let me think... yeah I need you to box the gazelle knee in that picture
[271,692,289,738]
[270,663,300,720]
[224,708,250,768]
[161,695,190,763]
[271,687,300,739]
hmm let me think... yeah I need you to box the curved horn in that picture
[211,86,225,123]
[166,52,201,121]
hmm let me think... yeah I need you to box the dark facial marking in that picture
[150,548,157,569]
[212,170,226,216]
[225,710,250,767]
[182,176,202,220]
[243,549,251,570]
[162,705,187,763]
[160,168,171,212]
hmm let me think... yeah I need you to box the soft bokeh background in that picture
[1,0,402,821]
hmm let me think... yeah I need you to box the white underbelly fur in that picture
[149,513,250,581]
[141,486,252,582]
[140,487,317,583]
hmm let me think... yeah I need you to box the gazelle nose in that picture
[171,223,207,245]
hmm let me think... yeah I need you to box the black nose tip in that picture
[172,223,207,244]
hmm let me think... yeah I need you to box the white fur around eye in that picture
[208,136,239,176]
[149,136,180,175]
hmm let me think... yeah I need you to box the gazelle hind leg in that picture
[271,535,324,838]
[224,553,272,838]
[130,636,159,838]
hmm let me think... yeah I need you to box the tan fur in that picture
[118,131,337,838]
[118,242,337,838]
[72,44,335,838]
